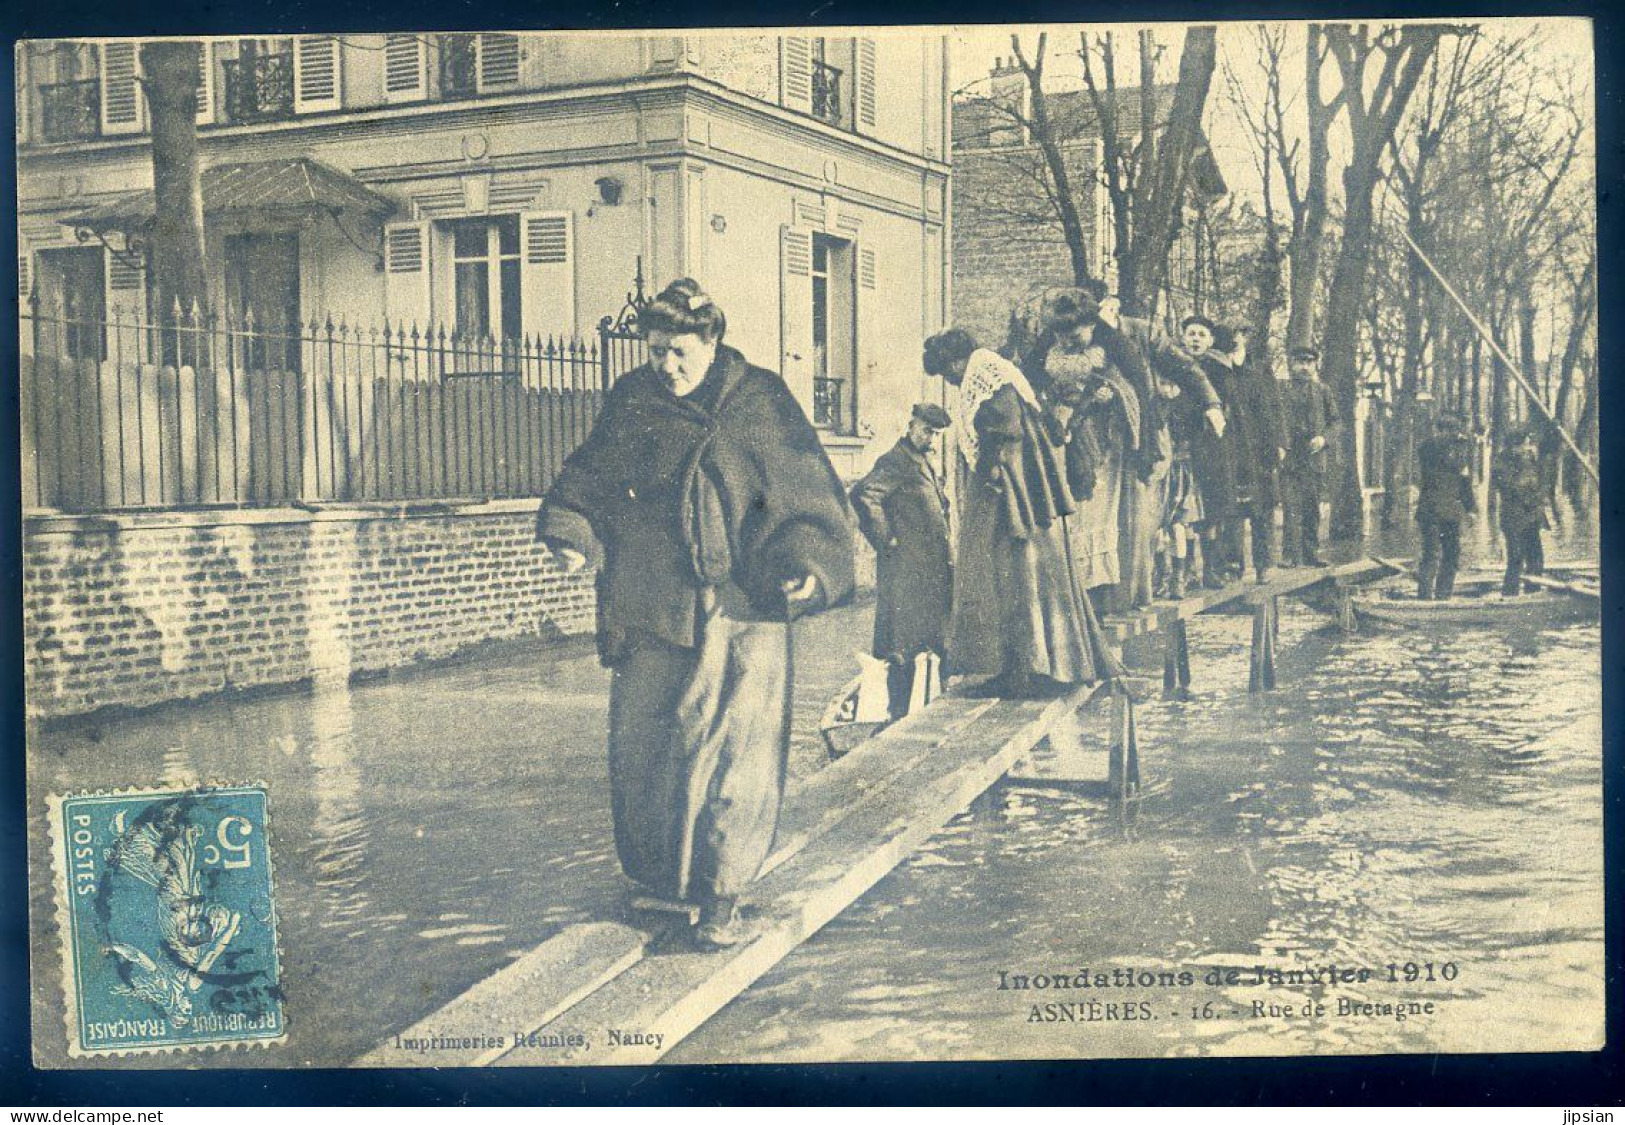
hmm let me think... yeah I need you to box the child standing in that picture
[1153,372,1205,599]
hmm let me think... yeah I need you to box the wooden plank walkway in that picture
[358,557,1403,1068]
[1098,557,1402,644]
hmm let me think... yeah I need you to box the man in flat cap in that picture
[850,403,955,670]
[1279,345,1341,567]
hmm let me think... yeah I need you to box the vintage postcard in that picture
[18,18,1601,1069]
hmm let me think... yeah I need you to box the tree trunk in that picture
[1285,24,1336,351]
[1324,171,1378,539]
[141,41,209,327]
[1551,255,1597,504]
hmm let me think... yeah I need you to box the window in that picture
[810,40,843,126]
[224,232,301,370]
[223,39,294,123]
[38,43,100,142]
[810,233,855,432]
[448,217,521,341]
[34,247,107,362]
[439,34,520,100]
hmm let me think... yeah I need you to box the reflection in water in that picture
[302,521,375,934]
[307,675,374,932]
[160,742,200,790]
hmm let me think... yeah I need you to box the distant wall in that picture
[24,499,877,721]
[951,140,1100,348]
[23,501,595,721]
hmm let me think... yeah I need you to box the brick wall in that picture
[951,140,1101,348]
[23,501,597,721]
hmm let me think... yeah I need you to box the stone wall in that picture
[23,501,596,721]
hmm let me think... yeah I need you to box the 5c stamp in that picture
[49,785,285,1056]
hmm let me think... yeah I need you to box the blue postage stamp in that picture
[49,785,285,1056]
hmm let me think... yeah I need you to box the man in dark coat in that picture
[1414,411,1477,600]
[1189,322,1286,583]
[538,278,854,949]
[850,403,953,665]
[1492,426,1547,596]
[1279,345,1341,567]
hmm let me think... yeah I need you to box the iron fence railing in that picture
[811,61,843,124]
[222,53,296,123]
[21,302,646,513]
[812,375,845,431]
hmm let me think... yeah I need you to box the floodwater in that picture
[27,530,1603,1066]
[675,590,1603,1061]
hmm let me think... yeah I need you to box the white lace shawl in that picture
[950,349,1039,467]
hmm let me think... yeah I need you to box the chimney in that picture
[986,54,1030,145]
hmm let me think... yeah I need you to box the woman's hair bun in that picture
[640,278,727,342]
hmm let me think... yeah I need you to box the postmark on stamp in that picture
[48,785,285,1056]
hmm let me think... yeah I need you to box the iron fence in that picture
[21,301,646,513]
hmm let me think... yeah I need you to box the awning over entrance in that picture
[63,157,396,235]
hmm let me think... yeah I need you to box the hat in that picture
[911,402,952,430]
[1180,314,1216,333]
[1289,345,1320,362]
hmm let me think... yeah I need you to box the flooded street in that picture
[28,535,1602,1066]
[675,595,1601,1061]
[27,605,872,1067]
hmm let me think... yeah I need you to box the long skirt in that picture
[606,600,790,903]
[1067,443,1124,591]
[1113,457,1167,612]
[949,458,1101,684]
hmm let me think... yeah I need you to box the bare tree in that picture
[1320,22,1452,540]
[1007,34,1095,286]
[1279,25,1343,351]
[1079,27,1218,314]
[1131,26,1219,313]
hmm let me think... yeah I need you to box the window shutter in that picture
[104,244,148,314]
[859,246,877,291]
[100,40,145,135]
[195,41,215,125]
[779,225,815,409]
[293,36,341,113]
[384,35,427,102]
[519,211,574,340]
[779,37,812,114]
[383,221,433,330]
[856,38,877,131]
[478,34,520,90]
[104,243,149,360]
[19,252,32,302]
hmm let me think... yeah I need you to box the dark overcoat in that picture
[538,344,856,664]
[1492,446,1546,534]
[1281,376,1340,481]
[850,437,953,659]
[1020,320,1160,471]
[1415,433,1477,525]
[1204,356,1287,508]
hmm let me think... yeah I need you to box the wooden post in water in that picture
[1107,681,1140,799]
[1162,618,1192,696]
[1334,580,1359,634]
[1249,596,1278,692]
